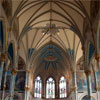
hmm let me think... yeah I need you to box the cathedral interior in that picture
[0,0,100,100]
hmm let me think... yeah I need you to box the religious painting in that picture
[96,71,100,91]
[13,95,19,100]
[1,70,12,91]
[15,71,25,91]
[91,72,96,92]
[77,72,87,92]
[6,75,11,91]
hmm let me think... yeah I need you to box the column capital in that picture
[5,68,8,72]
[85,70,91,75]
[0,53,7,62]
[88,95,93,98]
[72,87,77,91]
[3,84,6,90]
[26,69,30,73]
[96,86,99,91]
[71,70,76,73]
[11,68,18,75]
[95,54,100,62]
[9,95,14,98]
[94,69,97,72]
[24,86,30,91]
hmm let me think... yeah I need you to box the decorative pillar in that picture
[95,54,100,71]
[72,70,78,100]
[0,53,7,89]
[8,68,17,100]
[85,70,92,100]
[2,60,10,100]
[24,69,30,100]
[94,70,99,100]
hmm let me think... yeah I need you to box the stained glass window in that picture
[46,77,55,98]
[59,76,67,98]
[34,76,42,98]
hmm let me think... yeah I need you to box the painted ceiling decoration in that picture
[3,0,89,69]
[39,44,64,70]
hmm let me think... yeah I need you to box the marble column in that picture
[85,70,92,100]
[72,71,78,100]
[8,68,17,100]
[24,70,30,100]
[94,70,99,100]
[2,60,10,100]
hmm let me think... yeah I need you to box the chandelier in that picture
[42,23,59,35]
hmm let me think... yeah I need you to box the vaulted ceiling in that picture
[3,0,97,70]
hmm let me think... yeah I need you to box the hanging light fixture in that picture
[42,23,59,35]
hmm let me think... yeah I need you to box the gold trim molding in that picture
[26,69,30,73]
[0,53,7,62]
[11,68,18,75]
[85,70,91,75]
[96,86,99,91]
[25,86,30,91]
[72,87,77,91]
[95,54,100,62]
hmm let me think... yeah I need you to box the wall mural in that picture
[0,70,11,91]
[1,71,25,91]
[15,71,25,91]
[91,72,96,92]
[77,72,87,92]
[96,71,100,91]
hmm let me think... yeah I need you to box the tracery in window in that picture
[46,77,55,98]
[34,76,42,98]
[59,76,67,98]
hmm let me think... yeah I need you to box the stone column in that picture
[42,80,46,99]
[94,70,99,100]
[0,62,4,89]
[55,80,59,99]
[2,60,10,100]
[0,53,7,89]
[85,70,92,100]
[72,70,78,100]
[24,69,30,100]
[32,80,35,98]
[8,68,17,100]
[42,80,44,99]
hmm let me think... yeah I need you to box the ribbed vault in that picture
[10,0,86,70]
